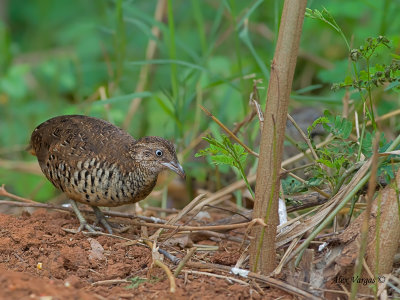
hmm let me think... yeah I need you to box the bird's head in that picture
[130,136,185,179]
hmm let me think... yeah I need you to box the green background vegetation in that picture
[1,0,399,203]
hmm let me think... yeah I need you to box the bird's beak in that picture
[161,161,186,179]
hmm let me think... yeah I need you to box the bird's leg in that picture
[69,199,97,233]
[92,206,113,234]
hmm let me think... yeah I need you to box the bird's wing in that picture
[30,115,135,165]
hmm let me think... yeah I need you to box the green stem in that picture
[230,145,255,199]
[285,134,314,162]
[240,166,255,199]
[332,162,364,196]
[366,57,376,130]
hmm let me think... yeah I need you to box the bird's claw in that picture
[62,222,101,234]
[78,223,98,233]
[92,206,114,234]
[93,218,113,234]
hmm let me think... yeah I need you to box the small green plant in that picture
[308,110,353,139]
[307,111,356,192]
[333,36,399,128]
[126,276,147,289]
[306,110,397,195]
[306,8,351,50]
[305,13,400,194]
[336,36,397,90]
[195,134,254,198]
[282,177,308,195]
[334,35,399,164]
[306,7,400,158]
[126,276,160,289]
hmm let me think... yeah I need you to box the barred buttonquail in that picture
[29,115,185,233]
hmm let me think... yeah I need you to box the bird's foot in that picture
[66,199,104,233]
[77,222,99,233]
[92,206,114,234]
[62,221,102,234]
[93,218,113,234]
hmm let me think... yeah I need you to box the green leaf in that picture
[239,26,270,81]
[290,94,342,104]
[295,84,323,94]
[282,177,307,194]
[195,148,211,157]
[344,76,353,85]
[317,158,334,169]
[127,59,206,72]
[211,155,235,166]
[306,177,324,187]
[319,110,352,139]
[195,134,252,197]
[305,8,341,33]
[359,70,369,81]
[385,80,400,91]
[90,92,152,106]
[308,115,329,137]
[127,276,148,289]
[341,120,352,138]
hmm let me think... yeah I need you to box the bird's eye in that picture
[155,149,163,157]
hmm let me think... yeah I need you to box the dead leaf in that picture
[88,238,105,260]
[162,234,193,249]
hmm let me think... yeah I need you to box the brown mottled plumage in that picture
[29,115,185,233]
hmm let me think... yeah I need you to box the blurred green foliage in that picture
[0,0,399,203]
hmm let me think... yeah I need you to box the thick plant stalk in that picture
[359,167,400,295]
[249,0,307,274]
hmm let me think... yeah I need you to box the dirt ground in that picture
[0,208,293,300]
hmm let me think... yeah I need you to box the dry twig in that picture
[199,105,259,158]
[133,218,267,232]
[287,113,319,161]
[92,279,130,286]
[182,270,249,286]
[0,184,37,204]
[174,247,197,277]
[154,259,176,293]
[0,198,167,224]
